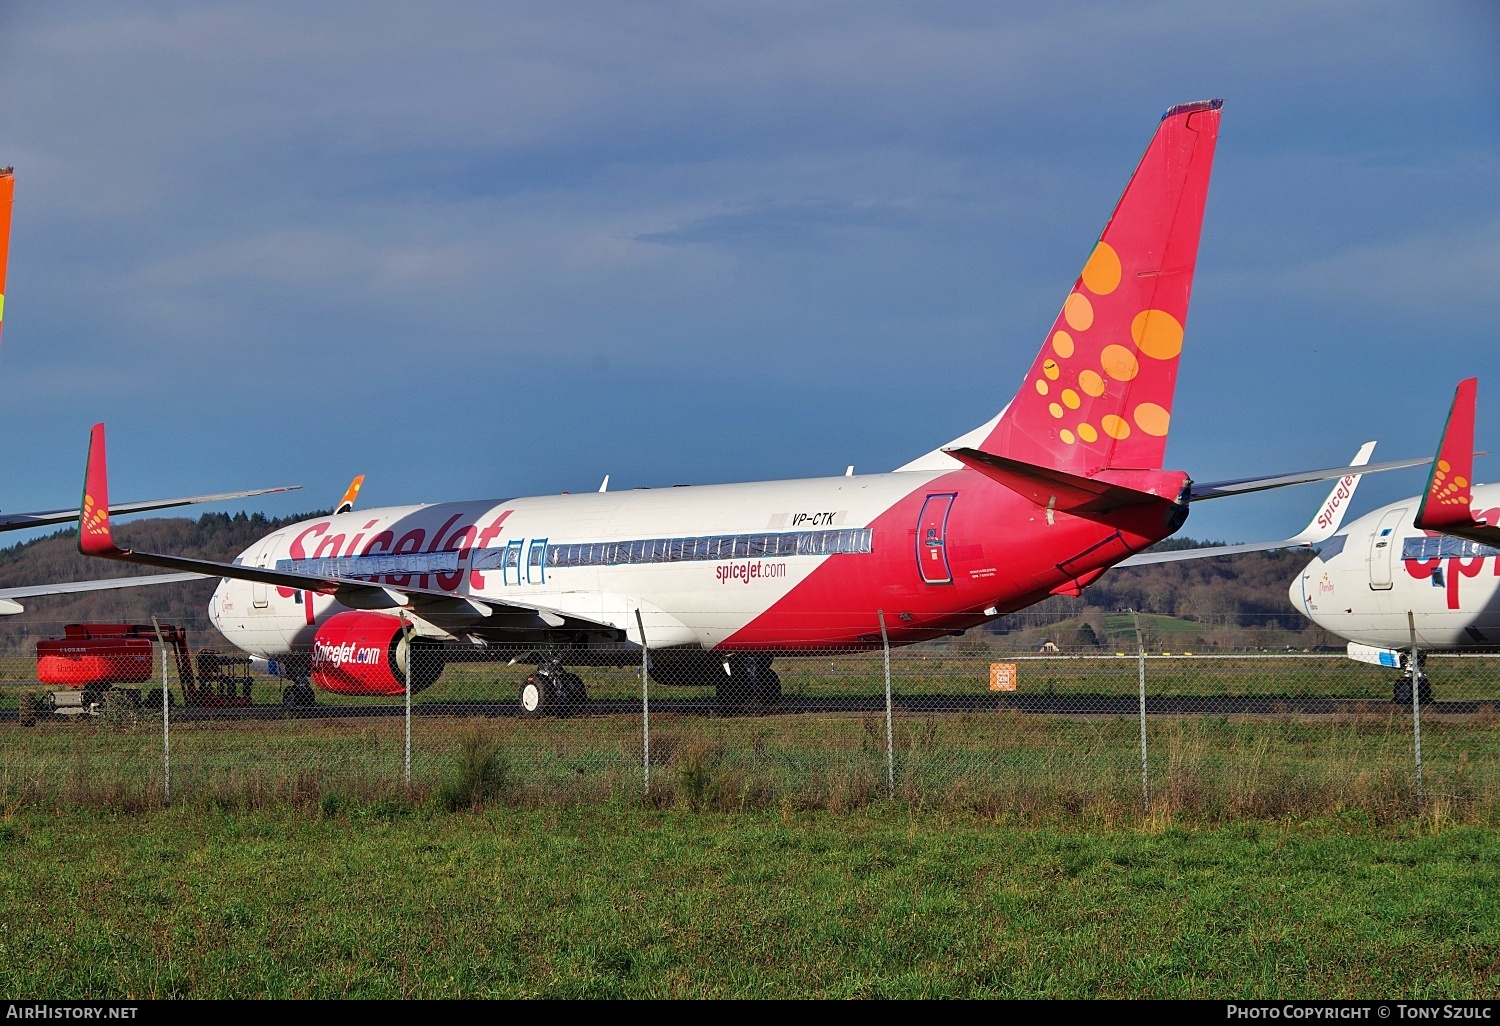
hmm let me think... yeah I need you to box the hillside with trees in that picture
[0,510,329,654]
[985,541,1331,652]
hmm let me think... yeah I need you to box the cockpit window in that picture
[1317,534,1348,561]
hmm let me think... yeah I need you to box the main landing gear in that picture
[1393,652,1433,706]
[519,657,588,718]
[713,654,781,714]
[281,682,317,708]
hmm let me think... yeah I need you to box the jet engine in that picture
[308,611,443,696]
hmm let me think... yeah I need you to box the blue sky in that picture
[0,1,1496,545]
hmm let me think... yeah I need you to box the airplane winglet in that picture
[1286,441,1375,545]
[79,423,126,558]
[334,474,365,516]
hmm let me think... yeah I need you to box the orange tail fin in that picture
[980,100,1221,475]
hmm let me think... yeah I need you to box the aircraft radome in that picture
[72,100,1428,713]
[0,167,301,614]
[1293,377,1498,703]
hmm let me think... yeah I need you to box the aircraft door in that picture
[1367,508,1407,591]
[916,494,957,585]
[250,532,285,609]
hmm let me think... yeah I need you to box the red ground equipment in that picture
[35,623,254,709]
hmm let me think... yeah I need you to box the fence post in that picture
[403,614,412,790]
[151,617,170,804]
[636,609,649,795]
[1131,610,1149,812]
[1408,611,1423,810]
[878,609,893,799]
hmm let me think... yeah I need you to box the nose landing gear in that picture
[1393,652,1432,706]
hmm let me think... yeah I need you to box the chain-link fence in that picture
[1,615,1496,821]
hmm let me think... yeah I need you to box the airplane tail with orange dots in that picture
[974,100,1221,478]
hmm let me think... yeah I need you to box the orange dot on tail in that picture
[1063,293,1094,332]
[1131,309,1184,360]
[1438,460,1451,473]
[1061,389,1081,410]
[1102,414,1130,440]
[1101,345,1138,381]
[1134,403,1170,437]
[1049,403,1064,419]
[1457,477,1469,489]
[1081,242,1121,296]
[1059,429,1076,445]
[1079,369,1105,397]
[1035,379,1049,396]
[1052,331,1074,359]
[1078,423,1098,443]
[1043,359,1060,380]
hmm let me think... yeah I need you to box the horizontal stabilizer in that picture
[945,447,1180,513]
[1189,455,1431,501]
[1121,442,1378,566]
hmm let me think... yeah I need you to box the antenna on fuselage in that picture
[599,475,610,493]
[845,466,854,477]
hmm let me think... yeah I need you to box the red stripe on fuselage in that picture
[721,467,1180,649]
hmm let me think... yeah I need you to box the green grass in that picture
[0,805,1497,998]
[5,710,1500,826]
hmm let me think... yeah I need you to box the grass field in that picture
[1,805,1497,998]
[4,708,1498,825]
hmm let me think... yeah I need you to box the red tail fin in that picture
[79,423,125,557]
[979,100,1221,474]
[1415,378,1495,542]
[0,167,12,347]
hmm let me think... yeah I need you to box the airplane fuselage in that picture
[1291,483,1500,650]
[211,465,1183,661]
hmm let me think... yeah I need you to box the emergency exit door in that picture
[250,532,284,609]
[916,494,956,585]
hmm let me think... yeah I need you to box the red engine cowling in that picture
[308,611,442,696]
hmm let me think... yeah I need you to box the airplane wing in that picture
[0,571,208,615]
[1415,377,1500,546]
[1119,442,1376,566]
[0,484,302,532]
[76,424,602,631]
[1188,454,1430,501]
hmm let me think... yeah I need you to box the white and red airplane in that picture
[1292,377,1499,701]
[0,167,300,613]
[71,100,1429,711]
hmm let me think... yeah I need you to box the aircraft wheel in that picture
[560,672,588,713]
[753,668,782,707]
[1393,677,1433,705]
[519,675,549,718]
[282,684,315,708]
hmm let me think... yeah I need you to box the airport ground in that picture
[5,650,1500,998]
[0,803,1496,998]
